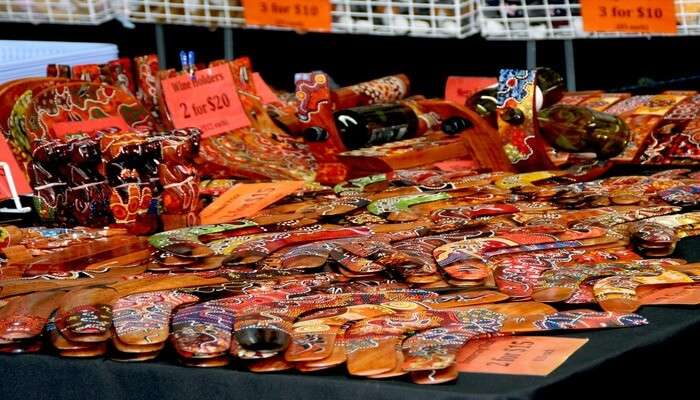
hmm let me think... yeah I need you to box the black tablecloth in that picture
[1,238,699,400]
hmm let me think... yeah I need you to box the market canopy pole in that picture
[526,40,536,69]
[224,28,234,60]
[564,39,576,91]
[155,24,166,69]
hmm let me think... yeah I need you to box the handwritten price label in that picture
[242,0,331,31]
[639,284,700,305]
[581,0,677,34]
[200,181,306,224]
[161,64,250,139]
[457,336,588,376]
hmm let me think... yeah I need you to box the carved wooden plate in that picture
[25,82,156,142]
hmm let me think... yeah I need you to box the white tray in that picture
[0,40,119,83]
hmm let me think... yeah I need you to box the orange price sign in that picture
[457,336,588,376]
[433,159,479,172]
[444,76,496,106]
[200,181,306,224]
[161,64,250,139]
[0,137,31,199]
[639,284,700,305]
[581,0,677,34]
[252,72,282,105]
[242,0,331,31]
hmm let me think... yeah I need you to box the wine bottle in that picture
[332,103,419,149]
[538,104,630,159]
[467,84,498,126]
[467,68,564,126]
[536,67,565,109]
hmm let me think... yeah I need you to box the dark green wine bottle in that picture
[467,68,564,126]
[538,104,630,159]
[333,103,419,149]
[536,67,565,109]
[467,85,498,126]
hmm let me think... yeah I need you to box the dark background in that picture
[3,21,700,96]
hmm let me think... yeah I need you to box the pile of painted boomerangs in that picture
[2,165,700,383]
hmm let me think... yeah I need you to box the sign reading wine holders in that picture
[242,0,332,32]
[581,0,677,34]
[161,64,251,139]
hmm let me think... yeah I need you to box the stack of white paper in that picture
[0,40,119,83]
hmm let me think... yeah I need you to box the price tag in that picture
[433,159,479,172]
[253,72,282,105]
[52,115,130,139]
[0,137,31,200]
[200,181,306,224]
[639,284,700,305]
[445,76,496,106]
[457,336,588,376]
[242,0,332,31]
[161,64,250,139]
[581,0,677,34]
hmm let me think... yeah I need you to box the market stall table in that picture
[1,237,698,400]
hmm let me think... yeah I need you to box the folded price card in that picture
[638,284,700,305]
[0,137,31,200]
[253,72,282,105]
[243,0,331,31]
[444,76,496,106]
[200,181,306,224]
[581,0,677,34]
[433,159,479,172]
[457,336,588,376]
[161,64,250,139]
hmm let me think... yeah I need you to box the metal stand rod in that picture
[224,28,234,60]
[526,40,537,69]
[155,24,166,69]
[564,39,576,91]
